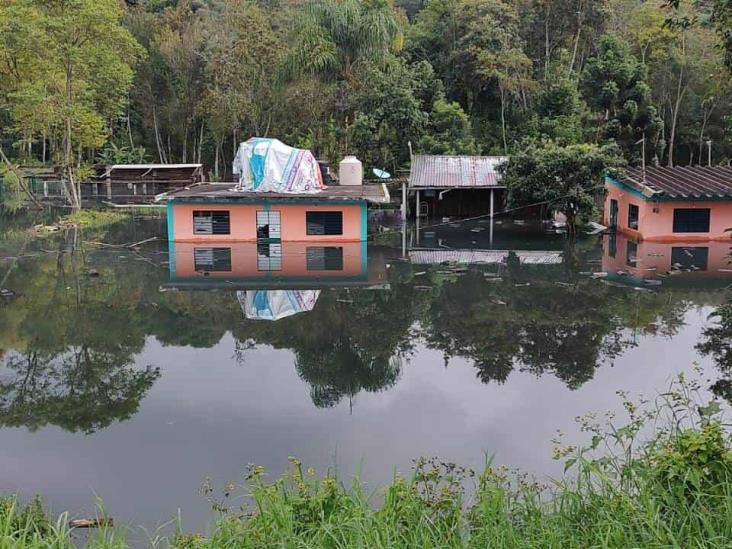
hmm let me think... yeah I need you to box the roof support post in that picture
[415,189,420,244]
[490,189,495,248]
[401,180,407,220]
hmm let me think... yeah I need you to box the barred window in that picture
[673,209,710,233]
[306,211,343,235]
[193,211,230,235]
[306,247,344,271]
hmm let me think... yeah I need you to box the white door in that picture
[256,210,281,240]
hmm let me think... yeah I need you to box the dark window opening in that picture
[626,240,638,267]
[673,208,710,233]
[194,247,232,272]
[609,199,618,230]
[628,204,639,230]
[193,211,230,235]
[306,211,343,236]
[671,246,709,271]
[306,247,344,271]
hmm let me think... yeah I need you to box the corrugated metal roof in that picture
[619,166,732,199]
[409,155,508,189]
[409,249,563,265]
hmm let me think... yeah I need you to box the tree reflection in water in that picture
[0,223,709,432]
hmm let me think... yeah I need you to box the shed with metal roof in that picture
[403,155,509,220]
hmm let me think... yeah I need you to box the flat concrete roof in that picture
[159,183,391,204]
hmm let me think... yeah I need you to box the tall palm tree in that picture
[286,0,401,83]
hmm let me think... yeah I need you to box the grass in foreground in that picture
[3,373,732,548]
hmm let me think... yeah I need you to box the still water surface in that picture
[0,217,730,532]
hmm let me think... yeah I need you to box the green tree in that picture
[350,57,431,170]
[286,0,402,84]
[0,0,142,209]
[417,98,479,154]
[581,33,662,161]
[501,142,622,237]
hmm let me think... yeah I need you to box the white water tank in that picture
[339,155,363,186]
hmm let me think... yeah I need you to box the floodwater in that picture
[0,214,731,534]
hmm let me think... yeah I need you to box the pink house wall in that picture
[171,203,364,242]
[604,181,732,242]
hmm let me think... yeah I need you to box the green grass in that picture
[3,374,732,548]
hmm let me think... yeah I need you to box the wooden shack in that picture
[90,164,204,203]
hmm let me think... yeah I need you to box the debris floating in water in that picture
[69,518,114,529]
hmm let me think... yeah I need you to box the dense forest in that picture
[1,0,732,189]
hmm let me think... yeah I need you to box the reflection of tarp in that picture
[232,138,325,193]
[237,290,320,321]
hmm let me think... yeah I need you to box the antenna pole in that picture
[641,134,646,182]
[707,139,712,167]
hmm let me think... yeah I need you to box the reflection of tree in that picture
[232,287,420,408]
[0,224,168,432]
[296,346,401,408]
[424,266,689,389]
[0,347,159,433]
[697,301,732,403]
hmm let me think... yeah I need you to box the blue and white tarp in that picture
[237,290,320,321]
[232,138,324,193]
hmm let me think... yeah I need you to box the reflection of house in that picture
[605,167,732,241]
[165,241,388,290]
[162,183,388,243]
[602,233,732,286]
[409,249,563,265]
[406,155,508,219]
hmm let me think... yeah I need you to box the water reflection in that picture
[603,233,732,287]
[168,241,386,289]
[3,219,732,530]
[237,290,320,321]
[2,225,731,432]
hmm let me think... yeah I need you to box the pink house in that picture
[604,166,732,242]
[162,183,389,243]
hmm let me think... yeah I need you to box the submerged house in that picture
[161,138,389,243]
[406,155,508,219]
[604,166,732,241]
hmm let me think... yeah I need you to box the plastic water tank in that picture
[339,155,363,186]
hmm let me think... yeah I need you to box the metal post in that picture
[401,220,407,258]
[489,188,495,248]
[415,189,420,244]
[401,181,407,220]
[708,140,713,167]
